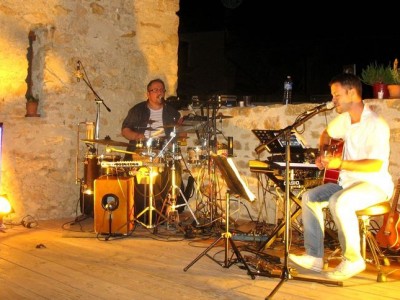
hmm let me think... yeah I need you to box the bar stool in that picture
[356,201,391,282]
[324,202,392,282]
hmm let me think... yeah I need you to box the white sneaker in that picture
[325,258,366,280]
[288,254,323,272]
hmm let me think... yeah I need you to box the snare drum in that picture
[135,137,165,152]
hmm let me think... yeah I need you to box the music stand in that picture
[183,153,256,279]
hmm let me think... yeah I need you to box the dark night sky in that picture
[176,0,400,103]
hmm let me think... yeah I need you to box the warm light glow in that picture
[83,189,94,195]
[0,37,28,98]
[0,195,12,215]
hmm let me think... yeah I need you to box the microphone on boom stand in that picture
[75,61,83,82]
[305,101,335,114]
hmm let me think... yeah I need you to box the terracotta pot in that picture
[372,83,389,99]
[25,102,40,117]
[387,85,400,99]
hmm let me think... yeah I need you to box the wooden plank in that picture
[0,219,399,299]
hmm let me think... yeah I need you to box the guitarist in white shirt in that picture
[289,73,394,280]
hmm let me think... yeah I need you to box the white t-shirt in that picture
[327,104,394,198]
[144,107,165,138]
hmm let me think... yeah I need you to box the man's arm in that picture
[318,129,383,172]
[121,127,145,141]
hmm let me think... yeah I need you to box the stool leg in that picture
[364,218,390,282]
[360,217,367,260]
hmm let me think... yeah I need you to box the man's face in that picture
[147,82,166,106]
[331,82,354,114]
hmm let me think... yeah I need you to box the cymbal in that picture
[81,138,130,147]
[215,113,233,119]
[159,124,192,129]
[136,126,157,131]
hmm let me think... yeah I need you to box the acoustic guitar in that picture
[376,178,400,251]
[322,138,344,184]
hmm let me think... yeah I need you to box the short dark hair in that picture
[147,78,165,91]
[329,73,362,96]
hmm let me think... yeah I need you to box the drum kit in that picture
[75,111,234,230]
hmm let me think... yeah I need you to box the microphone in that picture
[75,61,82,82]
[306,101,335,114]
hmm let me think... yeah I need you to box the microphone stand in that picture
[263,106,341,300]
[76,61,111,151]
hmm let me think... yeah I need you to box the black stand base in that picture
[183,232,256,279]
[256,264,343,299]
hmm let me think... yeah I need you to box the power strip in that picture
[232,233,268,242]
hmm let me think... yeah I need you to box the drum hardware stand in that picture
[163,149,200,231]
[184,154,255,279]
[134,157,166,229]
[152,128,199,230]
[259,107,341,300]
[136,130,179,230]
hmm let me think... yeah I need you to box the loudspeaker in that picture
[94,176,134,235]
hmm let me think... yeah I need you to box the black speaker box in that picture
[94,176,134,235]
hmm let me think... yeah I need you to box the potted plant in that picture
[387,58,400,99]
[360,62,392,98]
[25,94,40,117]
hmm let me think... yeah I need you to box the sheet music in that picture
[226,157,256,202]
[211,153,256,202]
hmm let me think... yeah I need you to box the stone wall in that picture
[0,0,180,220]
[1,1,399,225]
[182,100,400,224]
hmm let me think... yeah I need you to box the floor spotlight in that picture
[0,194,12,215]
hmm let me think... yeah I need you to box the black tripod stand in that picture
[184,153,256,279]
[262,106,342,299]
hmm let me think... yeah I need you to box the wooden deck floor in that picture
[1,216,400,300]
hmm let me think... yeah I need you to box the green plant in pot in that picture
[387,58,400,99]
[25,94,40,117]
[360,62,392,98]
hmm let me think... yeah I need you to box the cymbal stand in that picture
[204,103,220,226]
